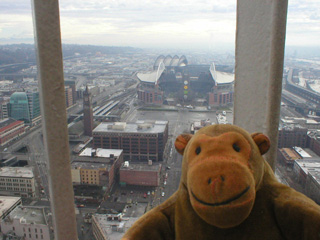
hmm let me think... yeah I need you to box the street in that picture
[128,107,232,203]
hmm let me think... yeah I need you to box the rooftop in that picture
[280,148,301,161]
[79,148,123,158]
[4,206,47,225]
[0,118,24,133]
[137,70,164,84]
[120,162,162,172]
[293,146,312,158]
[295,158,320,176]
[0,196,21,218]
[0,118,17,129]
[93,214,139,240]
[71,161,111,170]
[93,120,168,134]
[214,71,234,84]
[308,170,320,182]
[0,167,34,178]
[281,117,319,126]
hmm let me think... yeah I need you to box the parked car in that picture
[161,192,165,197]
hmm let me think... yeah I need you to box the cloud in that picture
[285,0,320,46]
[0,0,319,49]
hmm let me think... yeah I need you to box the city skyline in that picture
[1,0,320,51]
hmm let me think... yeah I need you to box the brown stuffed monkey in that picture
[122,124,320,240]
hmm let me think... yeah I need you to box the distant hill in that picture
[0,44,142,65]
[0,44,36,65]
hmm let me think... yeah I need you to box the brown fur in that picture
[123,124,320,240]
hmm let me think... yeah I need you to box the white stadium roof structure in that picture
[210,62,234,85]
[153,55,188,69]
[137,59,234,86]
[137,60,166,85]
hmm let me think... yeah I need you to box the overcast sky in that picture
[0,0,319,51]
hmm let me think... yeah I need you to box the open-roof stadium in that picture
[136,55,234,107]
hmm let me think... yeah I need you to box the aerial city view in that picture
[0,0,320,239]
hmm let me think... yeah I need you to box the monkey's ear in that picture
[251,133,270,155]
[175,134,193,155]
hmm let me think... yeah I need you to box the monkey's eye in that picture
[233,143,241,152]
[195,147,201,155]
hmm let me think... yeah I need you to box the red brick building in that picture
[137,82,163,105]
[278,127,308,148]
[119,161,161,187]
[93,121,168,162]
[0,118,25,146]
[308,135,320,157]
[208,91,233,106]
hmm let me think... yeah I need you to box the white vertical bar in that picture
[234,0,288,169]
[31,0,78,239]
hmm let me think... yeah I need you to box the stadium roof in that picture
[153,55,187,69]
[137,56,234,85]
[210,62,234,84]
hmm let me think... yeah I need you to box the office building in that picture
[26,91,41,125]
[0,196,22,220]
[65,87,73,108]
[305,170,320,204]
[71,148,123,192]
[9,92,30,124]
[0,167,36,198]
[1,206,51,240]
[278,126,308,148]
[92,214,138,240]
[9,91,41,126]
[65,80,77,105]
[0,98,10,120]
[276,146,320,204]
[93,120,168,162]
[120,161,162,187]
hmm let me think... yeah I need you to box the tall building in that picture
[65,86,73,108]
[9,92,30,124]
[26,91,41,125]
[9,91,41,126]
[65,80,77,105]
[83,86,93,137]
[0,98,10,120]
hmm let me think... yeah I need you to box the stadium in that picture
[136,55,234,107]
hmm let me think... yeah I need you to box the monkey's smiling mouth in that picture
[191,186,250,207]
